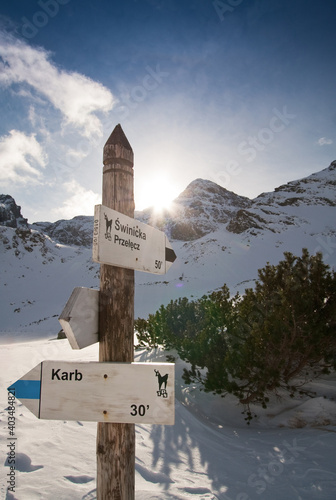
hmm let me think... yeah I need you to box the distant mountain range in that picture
[1,160,335,339]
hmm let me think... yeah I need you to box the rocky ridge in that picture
[2,160,336,247]
[0,194,29,229]
[32,216,94,248]
[227,160,336,234]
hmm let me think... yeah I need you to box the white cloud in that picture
[0,33,115,138]
[317,137,333,146]
[0,129,47,186]
[52,180,100,219]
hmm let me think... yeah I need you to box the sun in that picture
[136,174,179,212]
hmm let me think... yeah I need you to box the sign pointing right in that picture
[92,205,177,274]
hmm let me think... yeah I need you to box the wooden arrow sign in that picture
[92,205,176,274]
[58,287,99,349]
[7,361,175,425]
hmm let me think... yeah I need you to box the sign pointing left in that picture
[7,363,42,418]
[7,361,175,425]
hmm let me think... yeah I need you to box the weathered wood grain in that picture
[97,124,135,500]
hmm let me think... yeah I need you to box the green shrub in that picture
[135,249,336,419]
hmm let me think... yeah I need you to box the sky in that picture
[0,0,335,222]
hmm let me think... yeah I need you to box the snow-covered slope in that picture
[227,160,336,234]
[1,339,336,500]
[1,162,336,500]
[1,161,335,338]
[0,225,98,338]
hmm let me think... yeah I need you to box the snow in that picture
[1,163,336,498]
[1,162,335,334]
[2,339,336,499]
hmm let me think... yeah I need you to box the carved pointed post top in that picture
[103,123,134,169]
[105,123,132,149]
[102,124,134,216]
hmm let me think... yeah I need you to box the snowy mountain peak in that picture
[0,194,28,229]
[138,178,252,241]
[175,177,251,207]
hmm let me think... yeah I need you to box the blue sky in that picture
[0,0,335,222]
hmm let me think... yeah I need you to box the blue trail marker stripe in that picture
[7,380,41,400]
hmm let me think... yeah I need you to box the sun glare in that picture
[137,174,179,212]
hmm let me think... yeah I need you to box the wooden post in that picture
[96,124,135,500]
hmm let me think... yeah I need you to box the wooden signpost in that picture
[7,361,175,424]
[97,124,136,500]
[7,124,177,500]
